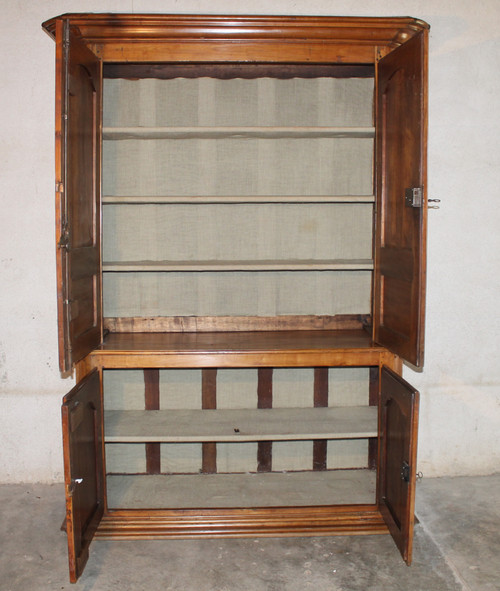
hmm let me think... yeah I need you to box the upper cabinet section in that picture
[44,14,428,372]
[42,14,428,64]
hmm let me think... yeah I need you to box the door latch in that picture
[405,187,423,208]
[406,187,441,209]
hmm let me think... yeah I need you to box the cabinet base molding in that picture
[96,506,389,539]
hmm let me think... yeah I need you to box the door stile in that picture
[378,366,419,564]
[62,369,104,582]
[373,30,428,368]
[55,19,103,375]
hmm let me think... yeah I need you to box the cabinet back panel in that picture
[103,137,373,197]
[103,77,373,128]
[102,75,374,321]
[103,203,372,262]
[103,270,371,317]
[103,368,370,475]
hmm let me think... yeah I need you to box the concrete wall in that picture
[1,0,499,482]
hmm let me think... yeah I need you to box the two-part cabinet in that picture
[42,13,429,582]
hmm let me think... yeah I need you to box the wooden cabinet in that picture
[43,14,428,582]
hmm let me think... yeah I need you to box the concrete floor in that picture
[1,475,499,591]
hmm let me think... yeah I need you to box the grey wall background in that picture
[0,0,499,482]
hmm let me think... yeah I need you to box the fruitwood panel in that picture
[202,369,217,474]
[104,314,368,333]
[379,366,419,565]
[89,330,393,369]
[313,368,329,470]
[42,15,429,65]
[368,367,379,469]
[55,21,102,374]
[97,505,388,539]
[92,352,394,371]
[374,31,427,367]
[61,370,104,583]
[257,368,273,472]
[104,63,374,80]
[95,330,382,353]
[144,369,160,474]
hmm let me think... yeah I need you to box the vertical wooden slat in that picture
[368,367,379,470]
[313,368,329,470]
[144,369,161,474]
[202,369,217,474]
[257,368,273,472]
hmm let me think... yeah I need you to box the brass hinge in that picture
[56,181,64,193]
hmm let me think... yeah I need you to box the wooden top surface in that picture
[42,14,428,66]
[97,330,381,354]
[42,14,429,39]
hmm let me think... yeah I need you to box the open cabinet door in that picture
[378,366,419,564]
[55,19,102,374]
[374,31,428,367]
[62,370,104,583]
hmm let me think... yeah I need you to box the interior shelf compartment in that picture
[106,469,376,509]
[102,126,375,140]
[104,406,377,443]
[102,195,376,204]
[102,259,374,272]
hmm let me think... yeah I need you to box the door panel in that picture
[62,369,104,583]
[374,31,428,367]
[55,20,102,374]
[378,366,419,564]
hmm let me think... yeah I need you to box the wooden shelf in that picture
[103,195,376,204]
[102,259,374,272]
[103,126,375,140]
[105,406,377,443]
[106,469,376,509]
[87,330,390,369]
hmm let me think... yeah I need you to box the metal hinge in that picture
[63,21,70,47]
[56,181,64,194]
[401,462,424,483]
[58,230,70,251]
[400,461,411,483]
[67,477,83,497]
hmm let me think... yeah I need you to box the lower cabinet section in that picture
[61,338,419,582]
